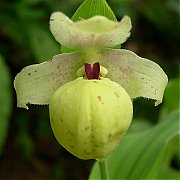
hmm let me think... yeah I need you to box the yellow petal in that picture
[14,52,84,109]
[101,49,168,105]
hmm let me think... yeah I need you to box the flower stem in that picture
[98,159,109,180]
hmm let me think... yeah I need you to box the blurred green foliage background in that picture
[0,0,179,179]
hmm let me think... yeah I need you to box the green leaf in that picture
[159,78,179,122]
[128,118,153,133]
[72,0,116,21]
[0,54,12,154]
[89,111,179,179]
[156,134,179,179]
[157,166,180,179]
[163,78,180,112]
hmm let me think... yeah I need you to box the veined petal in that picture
[14,52,84,109]
[50,12,131,49]
[100,49,168,105]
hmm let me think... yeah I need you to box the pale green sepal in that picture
[61,0,117,53]
[101,49,168,105]
[72,0,116,21]
[50,12,131,49]
[14,52,84,109]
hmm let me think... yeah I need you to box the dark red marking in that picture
[85,62,100,80]
[93,62,100,79]
[85,63,93,79]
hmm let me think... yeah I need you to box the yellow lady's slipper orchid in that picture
[14,12,168,160]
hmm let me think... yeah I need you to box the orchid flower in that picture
[14,12,168,160]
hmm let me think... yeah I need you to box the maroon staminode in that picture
[85,62,100,80]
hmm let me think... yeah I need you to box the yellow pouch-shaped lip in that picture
[49,77,133,160]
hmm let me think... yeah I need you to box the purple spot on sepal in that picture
[85,62,100,80]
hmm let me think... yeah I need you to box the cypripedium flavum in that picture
[14,12,168,160]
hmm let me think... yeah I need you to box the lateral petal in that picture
[101,49,168,105]
[14,52,84,109]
